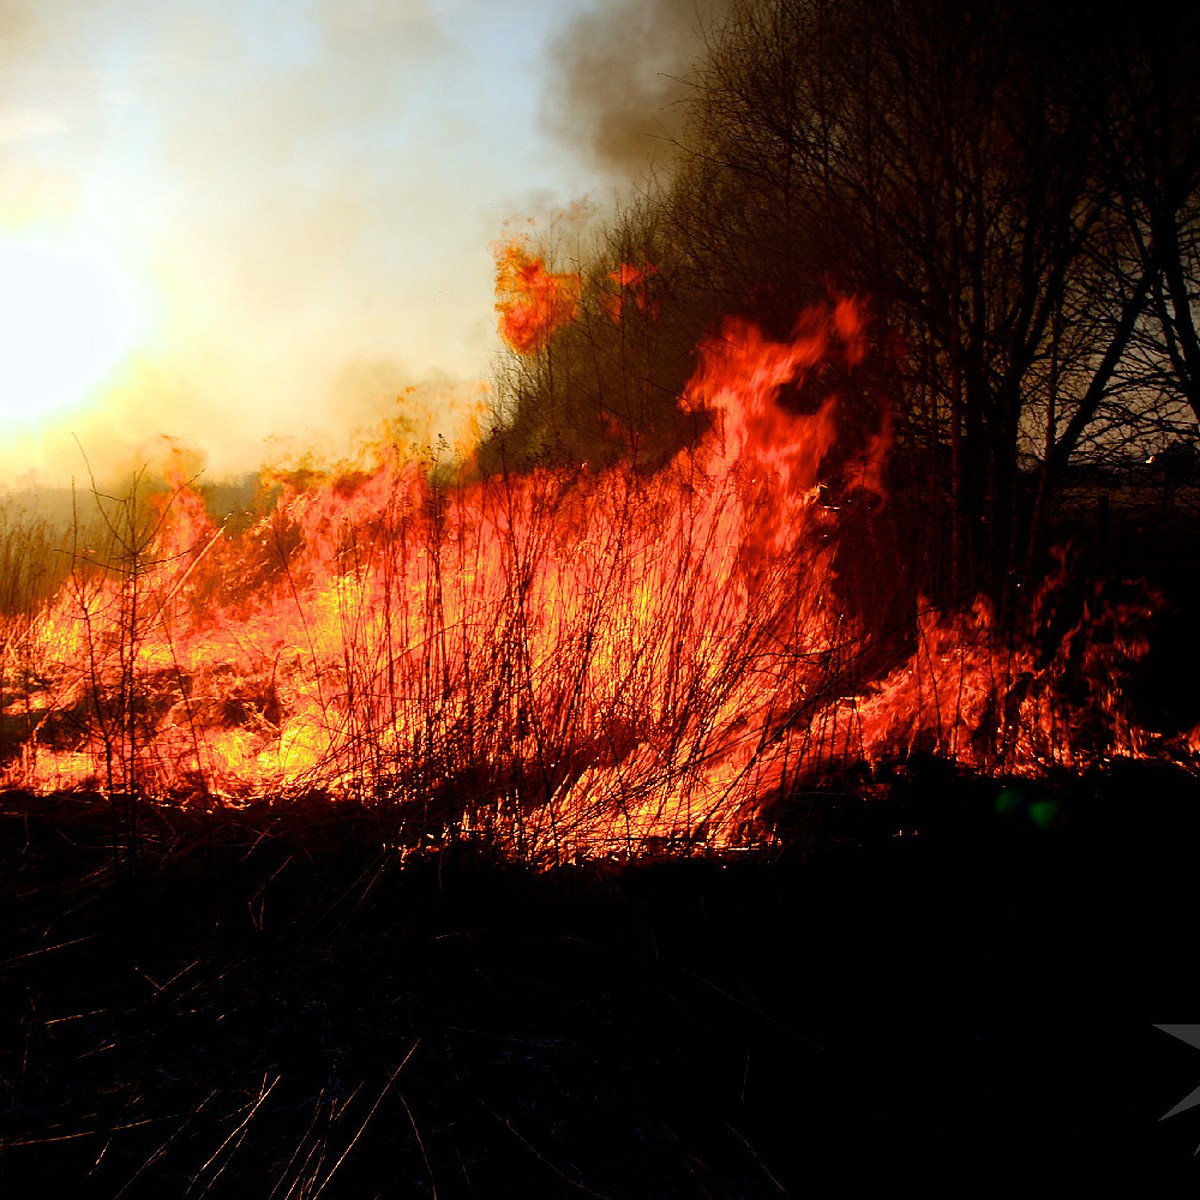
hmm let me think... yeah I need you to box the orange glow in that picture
[0,239,145,426]
[0,295,1158,862]
[602,260,659,323]
[493,239,582,353]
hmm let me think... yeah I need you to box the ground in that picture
[1,759,1198,1196]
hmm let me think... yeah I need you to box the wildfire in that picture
[602,261,660,323]
[0,287,1158,863]
[492,239,582,354]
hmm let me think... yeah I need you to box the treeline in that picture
[480,0,1200,613]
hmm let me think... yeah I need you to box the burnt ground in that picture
[0,759,1198,1196]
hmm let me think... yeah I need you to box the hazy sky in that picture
[0,0,710,486]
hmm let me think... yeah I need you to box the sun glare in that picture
[0,239,142,427]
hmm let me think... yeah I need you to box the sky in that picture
[0,0,714,488]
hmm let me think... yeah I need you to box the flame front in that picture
[0,299,1155,863]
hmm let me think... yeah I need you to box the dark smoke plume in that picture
[539,0,727,183]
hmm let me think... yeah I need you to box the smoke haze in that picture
[539,0,724,182]
[0,0,613,487]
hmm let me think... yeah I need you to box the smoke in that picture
[539,0,728,183]
[0,1,602,489]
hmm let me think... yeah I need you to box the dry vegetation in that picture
[3,0,1200,1187]
[2,759,1199,1195]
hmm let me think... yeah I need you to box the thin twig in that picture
[475,1095,614,1199]
[186,1073,279,1196]
[311,1040,420,1198]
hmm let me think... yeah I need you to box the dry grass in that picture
[2,759,1199,1195]
[0,451,1165,875]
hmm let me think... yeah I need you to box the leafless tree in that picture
[494,0,1200,616]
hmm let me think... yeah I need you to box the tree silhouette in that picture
[490,0,1200,614]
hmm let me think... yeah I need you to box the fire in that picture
[0,290,1159,863]
[602,260,660,323]
[492,239,582,354]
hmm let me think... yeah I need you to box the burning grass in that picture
[0,299,1176,866]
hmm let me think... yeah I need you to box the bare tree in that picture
[494,0,1200,617]
[661,0,1148,605]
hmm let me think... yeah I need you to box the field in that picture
[3,0,1199,1191]
[2,319,1199,1194]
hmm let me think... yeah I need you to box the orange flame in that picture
[602,260,660,323]
[493,240,582,354]
[0,295,1159,861]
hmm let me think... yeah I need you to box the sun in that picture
[0,239,142,427]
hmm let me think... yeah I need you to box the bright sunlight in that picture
[0,239,141,427]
